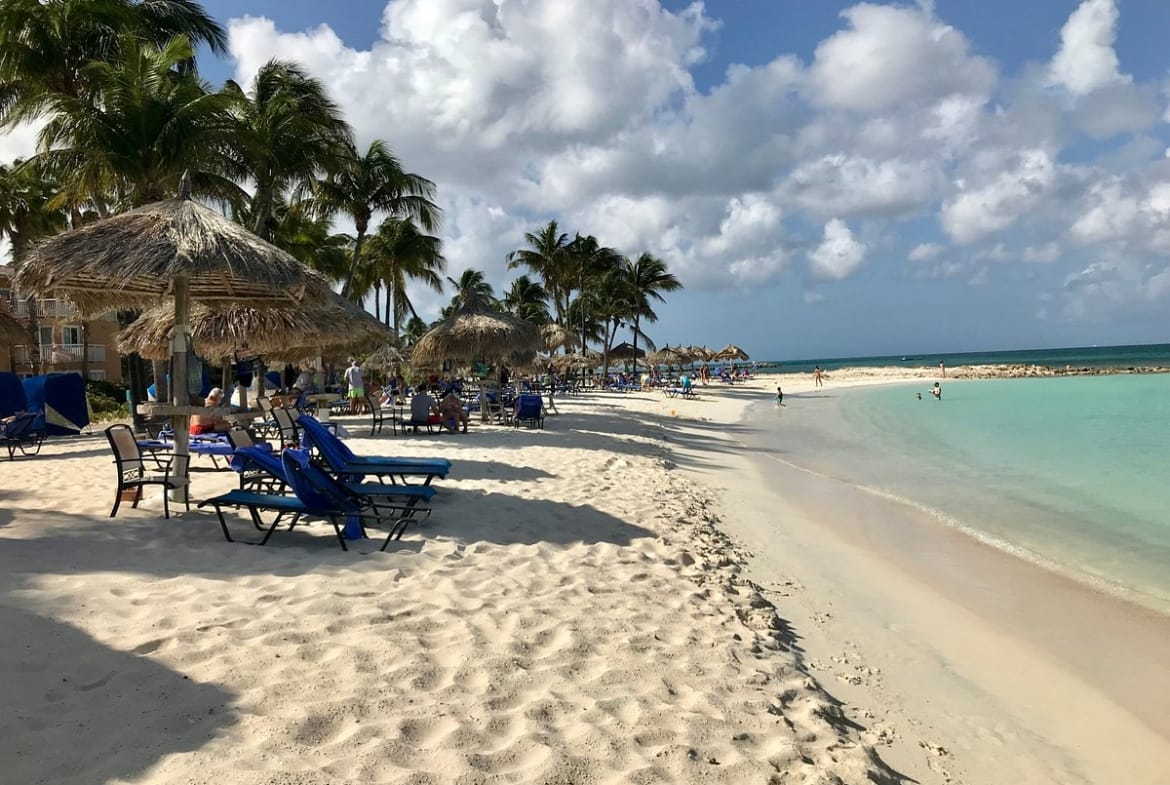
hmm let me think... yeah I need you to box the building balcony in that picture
[10,298,79,319]
[12,344,106,365]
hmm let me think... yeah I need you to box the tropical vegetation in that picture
[0,0,683,383]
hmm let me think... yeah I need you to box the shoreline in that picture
[656,376,1170,784]
[5,377,1168,784]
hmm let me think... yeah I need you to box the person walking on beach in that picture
[344,357,364,415]
[814,365,823,388]
[931,382,941,400]
[776,386,785,406]
[939,359,946,378]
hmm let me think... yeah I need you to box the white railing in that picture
[9,298,79,319]
[12,344,106,364]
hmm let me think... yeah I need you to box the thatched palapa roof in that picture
[411,292,541,367]
[118,290,394,361]
[550,350,600,372]
[712,344,750,361]
[646,344,689,366]
[14,179,330,314]
[540,323,578,352]
[609,341,646,361]
[364,343,408,370]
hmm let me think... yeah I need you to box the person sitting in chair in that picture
[409,385,441,431]
[190,388,231,435]
[437,390,469,433]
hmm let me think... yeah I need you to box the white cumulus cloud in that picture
[1048,0,1129,96]
[808,219,867,280]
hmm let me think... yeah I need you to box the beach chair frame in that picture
[105,424,190,519]
[1,412,46,460]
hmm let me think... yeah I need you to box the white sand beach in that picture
[3,374,1169,785]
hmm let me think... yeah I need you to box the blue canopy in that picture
[22,373,89,435]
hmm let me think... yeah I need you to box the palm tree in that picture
[0,159,67,373]
[0,0,227,127]
[310,139,441,299]
[503,275,550,325]
[590,267,634,377]
[262,197,352,282]
[33,35,243,211]
[402,315,428,345]
[222,59,352,240]
[363,217,445,336]
[507,220,571,321]
[622,252,682,373]
[566,233,622,351]
[442,269,494,316]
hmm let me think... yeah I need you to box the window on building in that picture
[38,325,52,347]
[88,369,106,381]
[62,325,81,345]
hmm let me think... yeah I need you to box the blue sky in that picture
[18,0,1170,361]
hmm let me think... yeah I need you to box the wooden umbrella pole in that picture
[171,275,191,504]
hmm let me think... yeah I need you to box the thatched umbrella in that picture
[712,344,750,362]
[117,291,393,362]
[14,175,328,502]
[609,341,646,361]
[412,292,540,366]
[550,351,599,372]
[411,292,541,421]
[364,343,408,371]
[683,345,711,361]
[647,344,689,367]
[540,323,578,352]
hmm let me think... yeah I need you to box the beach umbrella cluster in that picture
[14,175,330,499]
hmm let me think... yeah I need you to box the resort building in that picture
[0,264,125,382]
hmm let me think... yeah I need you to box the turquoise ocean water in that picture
[764,342,1170,373]
[760,371,1170,614]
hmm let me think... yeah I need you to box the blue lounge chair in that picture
[202,449,429,549]
[298,416,451,485]
[512,393,544,429]
[231,445,435,512]
[2,411,46,460]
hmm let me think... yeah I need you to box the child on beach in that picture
[931,382,941,400]
[776,386,784,406]
[813,365,823,388]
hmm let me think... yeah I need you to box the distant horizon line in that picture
[766,341,1170,366]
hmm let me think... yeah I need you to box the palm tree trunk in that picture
[80,320,91,379]
[631,316,639,380]
[251,186,271,238]
[342,228,367,299]
[373,281,381,321]
[24,298,41,375]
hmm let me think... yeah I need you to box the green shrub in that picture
[86,379,129,420]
